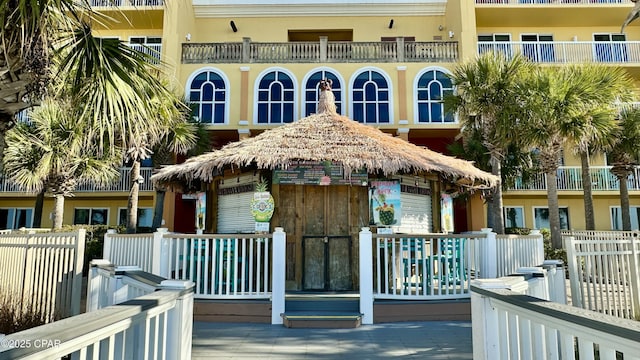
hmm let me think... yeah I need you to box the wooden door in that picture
[273,184,369,291]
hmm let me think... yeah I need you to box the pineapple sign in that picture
[251,178,275,225]
[370,180,401,226]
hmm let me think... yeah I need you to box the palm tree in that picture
[564,65,633,230]
[522,65,626,248]
[609,106,640,230]
[446,51,532,234]
[3,99,120,229]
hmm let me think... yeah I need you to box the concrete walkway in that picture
[192,321,473,359]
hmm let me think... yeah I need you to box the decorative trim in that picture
[192,1,446,17]
[238,120,249,126]
[240,66,250,72]
[397,66,408,71]
[398,120,409,125]
[237,128,251,134]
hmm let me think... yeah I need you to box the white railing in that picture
[0,230,86,320]
[496,231,544,277]
[90,0,163,7]
[563,230,640,319]
[0,262,193,360]
[471,277,640,360]
[0,167,154,193]
[104,229,276,299]
[478,41,640,64]
[476,0,631,4]
[508,165,640,191]
[126,43,162,64]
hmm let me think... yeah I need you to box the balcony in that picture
[507,166,640,191]
[0,167,154,194]
[478,41,640,64]
[90,0,163,6]
[127,43,162,64]
[476,0,631,4]
[182,38,459,64]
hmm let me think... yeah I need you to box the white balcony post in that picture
[103,229,117,261]
[359,227,374,325]
[471,277,528,360]
[480,228,498,279]
[271,227,286,324]
[161,279,195,360]
[152,227,170,277]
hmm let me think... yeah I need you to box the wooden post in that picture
[359,227,374,324]
[161,279,195,360]
[153,227,170,278]
[480,228,497,279]
[272,227,286,324]
[71,229,86,316]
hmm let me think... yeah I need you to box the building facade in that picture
[1,0,639,233]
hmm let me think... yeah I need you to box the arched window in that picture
[303,70,343,116]
[415,68,454,123]
[351,69,391,124]
[188,70,227,124]
[256,70,296,124]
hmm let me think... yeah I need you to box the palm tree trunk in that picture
[52,194,65,229]
[152,189,166,230]
[545,171,563,249]
[127,161,141,234]
[618,174,632,231]
[580,151,595,230]
[33,189,45,228]
[490,155,505,234]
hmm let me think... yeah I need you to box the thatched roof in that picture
[152,86,498,191]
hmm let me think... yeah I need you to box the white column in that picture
[103,229,117,262]
[161,279,195,360]
[480,228,498,279]
[152,227,170,277]
[359,227,374,325]
[271,227,286,324]
[86,259,112,312]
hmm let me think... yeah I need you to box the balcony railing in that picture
[478,41,640,64]
[476,0,631,4]
[182,37,459,64]
[90,0,163,6]
[508,166,640,191]
[0,167,154,193]
[126,43,162,64]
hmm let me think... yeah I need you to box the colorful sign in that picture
[370,180,402,226]
[273,161,368,186]
[251,192,275,223]
[441,193,454,233]
[196,192,206,230]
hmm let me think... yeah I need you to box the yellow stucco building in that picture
[1,0,638,233]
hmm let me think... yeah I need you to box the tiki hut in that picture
[152,80,497,291]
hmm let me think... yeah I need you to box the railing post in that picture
[271,227,286,324]
[359,227,374,325]
[319,36,328,62]
[161,279,195,360]
[530,229,545,265]
[86,259,112,312]
[113,266,141,304]
[396,37,405,62]
[471,277,529,360]
[480,228,498,279]
[630,231,640,318]
[152,227,170,277]
[104,229,117,261]
[242,37,251,63]
[564,236,583,308]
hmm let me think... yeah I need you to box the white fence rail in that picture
[471,277,640,360]
[0,230,86,320]
[563,230,640,319]
[496,232,545,278]
[0,262,193,360]
[477,0,631,4]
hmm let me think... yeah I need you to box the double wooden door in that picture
[274,184,369,291]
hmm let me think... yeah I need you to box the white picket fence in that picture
[496,232,545,278]
[0,230,86,320]
[0,261,194,360]
[563,230,640,320]
[471,277,640,360]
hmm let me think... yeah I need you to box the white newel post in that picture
[86,259,112,312]
[272,227,286,324]
[103,229,117,262]
[480,228,497,279]
[564,236,583,309]
[359,227,374,325]
[530,229,545,263]
[152,227,170,277]
[629,232,640,317]
[161,279,195,360]
[113,266,142,304]
[471,277,529,360]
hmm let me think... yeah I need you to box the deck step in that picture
[281,311,362,328]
